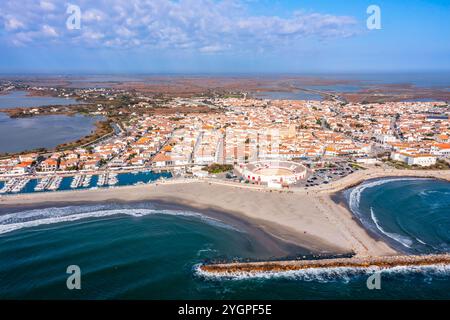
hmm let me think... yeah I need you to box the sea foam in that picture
[348,177,425,215]
[370,207,413,248]
[0,204,240,235]
[194,263,450,282]
[347,177,430,250]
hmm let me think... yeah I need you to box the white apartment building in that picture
[391,152,437,167]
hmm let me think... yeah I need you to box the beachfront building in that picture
[0,158,20,175]
[151,152,173,167]
[238,160,307,186]
[59,159,79,171]
[391,152,437,167]
[39,158,58,172]
[10,162,32,175]
[18,153,39,163]
[431,143,450,158]
[82,159,101,170]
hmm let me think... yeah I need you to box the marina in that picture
[47,176,62,191]
[0,170,172,195]
[97,173,108,187]
[82,175,92,188]
[1,0,449,302]
[34,176,51,191]
[108,172,118,186]
[70,175,84,188]
[0,177,30,194]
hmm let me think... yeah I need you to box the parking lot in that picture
[295,162,360,188]
[219,161,364,188]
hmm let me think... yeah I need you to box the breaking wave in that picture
[419,190,450,198]
[194,263,450,281]
[347,177,430,250]
[348,177,427,216]
[0,204,240,235]
[370,207,413,248]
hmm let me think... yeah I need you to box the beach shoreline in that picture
[0,199,313,260]
[1,168,449,259]
[311,167,450,194]
[0,183,355,256]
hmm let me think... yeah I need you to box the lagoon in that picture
[0,113,102,153]
[0,91,80,109]
[254,90,323,101]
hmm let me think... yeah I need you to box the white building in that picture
[239,161,307,185]
[431,144,450,158]
[376,134,397,145]
[356,158,379,165]
[391,152,437,167]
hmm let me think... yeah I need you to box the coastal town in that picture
[2,0,450,303]
[0,81,449,194]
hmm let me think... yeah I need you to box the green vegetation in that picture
[118,94,132,105]
[202,163,234,174]
[220,93,244,99]
[56,120,114,151]
[0,147,48,159]
[349,163,367,170]
[384,160,411,169]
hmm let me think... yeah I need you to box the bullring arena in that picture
[238,160,307,186]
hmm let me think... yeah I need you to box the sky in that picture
[0,0,449,74]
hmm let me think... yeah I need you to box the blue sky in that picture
[0,0,449,74]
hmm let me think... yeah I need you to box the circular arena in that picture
[239,160,307,186]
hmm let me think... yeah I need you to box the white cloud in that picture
[199,44,227,53]
[11,32,33,46]
[40,0,56,11]
[0,0,359,51]
[41,24,58,37]
[81,30,104,41]
[83,9,105,22]
[4,16,25,31]
[116,26,135,38]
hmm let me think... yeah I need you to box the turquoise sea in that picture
[0,178,450,299]
[345,178,450,254]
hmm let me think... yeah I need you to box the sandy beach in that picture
[309,167,450,194]
[1,168,449,258]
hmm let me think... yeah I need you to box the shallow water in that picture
[0,91,80,109]
[346,178,450,254]
[254,91,322,101]
[0,113,103,153]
